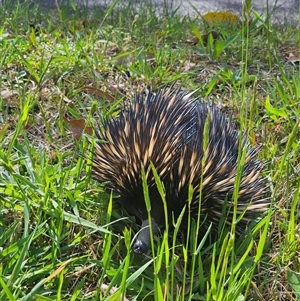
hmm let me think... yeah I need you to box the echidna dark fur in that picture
[91,86,269,254]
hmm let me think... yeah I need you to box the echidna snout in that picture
[133,219,159,254]
[91,86,269,255]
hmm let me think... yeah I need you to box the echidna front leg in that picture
[133,219,159,254]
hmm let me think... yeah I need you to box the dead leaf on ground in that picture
[0,89,19,107]
[64,117,93,140]
[182,60,196,72]
[185,30,220,45]
[287,52,299,64]
[82,86,116,102]
[201,30,220,43]
[100,283,129,301]
[185,36,199,45]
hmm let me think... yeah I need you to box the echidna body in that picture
[92,87,269,254]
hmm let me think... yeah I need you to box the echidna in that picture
[91,86,269,254]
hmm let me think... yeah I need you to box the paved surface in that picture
[75,0,299,21]
[172,0,298,19]
[3,0,299,21]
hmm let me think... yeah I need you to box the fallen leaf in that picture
[64,117,93,140]
[0,89,19,107]
[186,30,219,45]
[287,52,299,64]
[185,36,199,45]
[200,30,220,44]
[100,283,129,301]
[83,86,116,102]
[182,60,196,72]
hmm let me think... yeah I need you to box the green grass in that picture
[0,0,299,300]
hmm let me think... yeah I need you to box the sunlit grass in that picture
[0,0,299,300]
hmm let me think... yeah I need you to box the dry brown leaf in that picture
[182,60,196,72]
[287,52,299,64]
[100,284,129,301]
[185,36,199,45]
[0,89,19,98]
[83,86,116,102]
[0,89,19,107]
[186,30,219,46]
[201,30,220,43]
[64,117,93,140]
